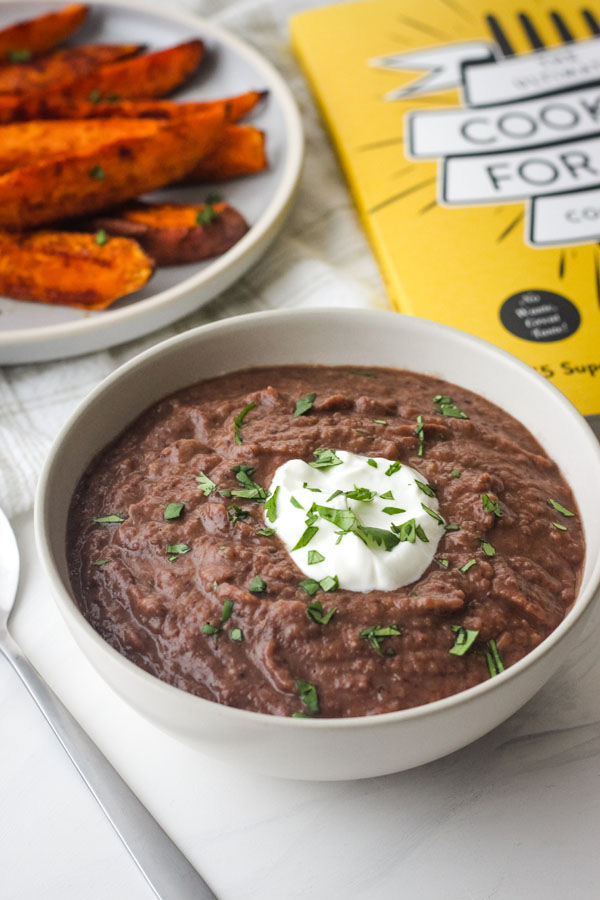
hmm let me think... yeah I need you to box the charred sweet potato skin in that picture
[0,44,143,95]
[0,229,154,309]
[0,107,226,227]
[93,201,250,265]
[0,4,88,59]
[186,124,267,181]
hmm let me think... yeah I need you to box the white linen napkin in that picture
[0,0,389,520]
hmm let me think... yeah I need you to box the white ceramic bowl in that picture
[35,309,600,780]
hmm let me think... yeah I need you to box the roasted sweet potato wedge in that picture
[0,107,226,227]
[0,118,166,175]
[0,88,265,124]
[0,44,143,94]
[0,228,154,310]
[185,124,267,182]
[46,40,205,102]
[93,200,249,265]
[0,4,87,61]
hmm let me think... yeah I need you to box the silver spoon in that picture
[0,506,217,900]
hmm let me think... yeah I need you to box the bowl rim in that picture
[0,0,305,349]
[34,307,600,730]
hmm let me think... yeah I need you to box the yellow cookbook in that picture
[292,0,600,414]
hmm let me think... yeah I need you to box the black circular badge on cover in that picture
[500,289,580,342]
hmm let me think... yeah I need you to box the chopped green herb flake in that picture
[196,204,219,225]
[415,415,425,457]
[415,479,436,497]
[421,503,444,526]
[256,527,275,537]
[373,419,387,425]
[95,228,108,246]
[230,628,243,642]
[93,559,110,566]
[480,539,496,557]
[296,679,319,714]
[385,461,402,476]
[360,624,401,656]
[202,623,219,636]
[449,625,479,656]
[433,394,469,419]
[221,599,234,622]
[307,549,325,565]
[367,459,378,468]
[303,482,322,492]
[293,392,317,418]
[93,513,127,524]
[88,88,102,103]
[445,523,460,532]
[552,522,567,531]
[166,543,190,561]
[233,401,256,444]
[230,464,267,501]
[486,639,505,677]
[350,370,377,377]
[382,506,405,515]
[7,49,32,62]
[450,469,461,479]
[306,600,336,625]
[548,498,574,517]
[435,557,449,568]
[354,523,400,551]
[299,578,320,596]
[164,502,184,521]
[319,575,339,592]
[391,518,416,543]
[313,504,357,532]
[344,485,376,502]
[291,711,310,718]
[196,472,217,496]
[326,489,343,502]
[459,558,477,573]
[227,505,249,525]
[309,448,343,470]
[89,164,105,180]
[213,581,218,592]
[292,525,319,550]
[249,575,266,593]
[264,486,279,523]
[481,494,502,517]
[290,496,304,509]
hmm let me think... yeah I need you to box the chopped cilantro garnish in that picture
[326,489,343,502]
[221,599,234,622]
[303,483,322,492]
[459,558,477,573]
[296,679,319,714]
[450,469,461,479]
[486,639,505,677]
[202,623,220,635]
[421,503,444,526]
[344,486,376,502]
[433,394,469,419]
[93,559,110,566]
[414,479,435,497]
[548,498,574,517]
[374,419,387,425]
[93,513,127,524]
[7,49,32,62]
[264,486,279,522]
[290,496,304,509]
[89,164,105,180]
[309,448,343,469]
[299,578,320,596]
[353,524,400,551]
[320,575,339,592]
[233,401,256,444]
[380,490,394,500]
[166,543,190,561]
[445,523,460,532]
[360,624,401,656]
[313,504,357,532]
[307,549,325,565]
[293,393,317,418]
[88,88,102,103]
[164,502,184,521]
[481,494,502,517]
[230,465,267,501]
[367,459,378,468]
[95,228,108,246]
[292,525,319,550]
[382,506,405,515]
[415,415,425,457]
[196,204,219,225]
[552,522,567,531]
[256,527,275,537]
[196,472,217,496]
[435,558,449,568]
[480,539,496,557]
[227,505,249,525]
[306,600,336,624]
[449,625,479,656]
[230,628,243,642]
[385,461,402,476]
[249,575,266,593]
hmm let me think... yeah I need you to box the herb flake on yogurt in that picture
[265,450,444,591]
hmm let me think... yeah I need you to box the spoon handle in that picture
[1,632,217,900]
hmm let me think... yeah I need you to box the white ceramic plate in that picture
[0,0,303,364]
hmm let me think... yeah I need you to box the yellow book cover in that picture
[291,0,600,415]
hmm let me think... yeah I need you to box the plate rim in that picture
[0,0,304,349]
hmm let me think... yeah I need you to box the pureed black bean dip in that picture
[67,366,584,718]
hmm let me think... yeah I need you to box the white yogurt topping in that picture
[265,450,444,592]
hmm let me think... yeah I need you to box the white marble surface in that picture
[3,511,600,899]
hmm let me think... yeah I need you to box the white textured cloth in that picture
[0,0,388,519]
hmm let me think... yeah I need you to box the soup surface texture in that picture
[67,366,584,718]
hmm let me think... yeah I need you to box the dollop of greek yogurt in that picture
[265,450,444,592]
